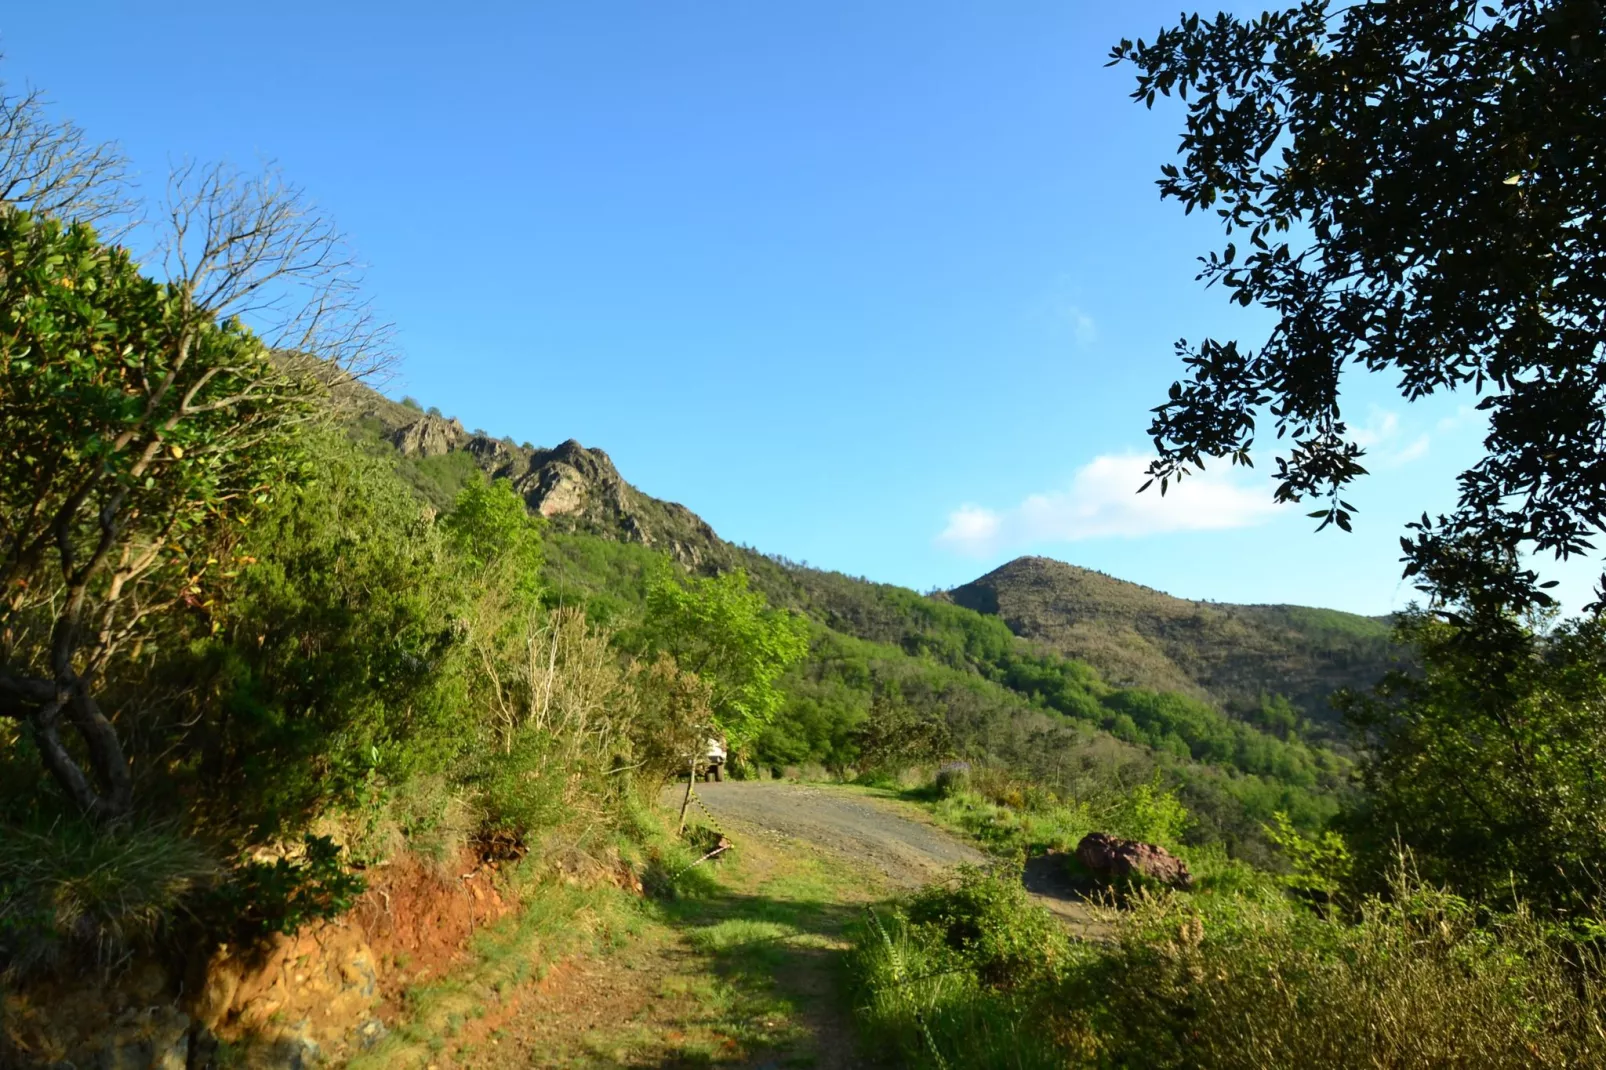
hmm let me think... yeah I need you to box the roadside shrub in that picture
[855,859,1606,1070]
[1342,611,1606,917]
[169,428,466,845]
[1061,875,1606,1069]
[474,727,571,841]
[933,761,971,798]
[203,835,366,944]
[851,868,1083,1069]
[904,865,1071,989]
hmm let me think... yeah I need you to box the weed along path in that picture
[364,782,956,1069]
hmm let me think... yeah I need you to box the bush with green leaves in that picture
[203,835,366,944]
[166,427,468,843]
[903,865,1072,989]
[1341,610,1606,916]
[0,210,311,822]
[856,860,1606,1070]
[640,568,808,750]
[1055,876,1606,1069]
[852,868,1080,1069]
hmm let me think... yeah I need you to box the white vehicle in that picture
[701,736,727,782]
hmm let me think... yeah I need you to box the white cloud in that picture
[1394,434,1430,465]
[1351,409,1399,449]
[1065,304,1097,348]
[937,452,1283,557]
[1351,407,1433,468]
[940,504,1002,548]
[1435,404,1483,434]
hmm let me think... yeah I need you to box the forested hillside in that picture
[352,389,1356,856]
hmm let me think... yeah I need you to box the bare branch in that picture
[158,160,397,384]
[0,77,136,234]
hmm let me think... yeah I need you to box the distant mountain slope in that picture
[947,556,1396,729]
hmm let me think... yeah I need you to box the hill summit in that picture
[948,556,1395,729]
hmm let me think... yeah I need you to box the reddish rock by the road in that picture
[1075,832,1193,890]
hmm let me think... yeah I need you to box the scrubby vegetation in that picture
[853,861,1606,1069]
[0,389,801,981]
[10,0,1606,1061]
[854,750,1606,1068]
[0,170,807,998]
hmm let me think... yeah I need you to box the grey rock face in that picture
[389,414,465,457]
[376,393,731,568]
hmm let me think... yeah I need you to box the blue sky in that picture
[4,3,1594,614]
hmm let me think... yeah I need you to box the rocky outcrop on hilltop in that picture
[390,412,465,458]
[376,405,731,570]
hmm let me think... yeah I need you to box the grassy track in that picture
[356,797,894,1069]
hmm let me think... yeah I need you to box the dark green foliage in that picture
[472,727,570,841]
[1112,1,1606,612]
[850,698,954,773]
[203,835,365,943]
[1341,611,1606,916]
[903,866,1070,989]
[171,428,467,842]
[1100,688,1335,787]
[742,554,1351,793]
[398,448,485,512]
[543,532,671,628]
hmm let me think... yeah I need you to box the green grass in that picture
[0,818,217,978]
[347,875,647,1069]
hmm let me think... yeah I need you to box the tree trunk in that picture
[15,676,132,821]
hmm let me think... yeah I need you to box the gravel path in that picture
[674,780,1114,939]
[673,781,987,889]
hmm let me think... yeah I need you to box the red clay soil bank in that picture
[4,849,520,1068]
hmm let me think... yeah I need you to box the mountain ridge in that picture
[351,390,735,569]
[350,385,1394,725]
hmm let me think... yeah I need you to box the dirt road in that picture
[679,780,1111,940]
[672,781,986,889]
[391,782,1101,1068]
